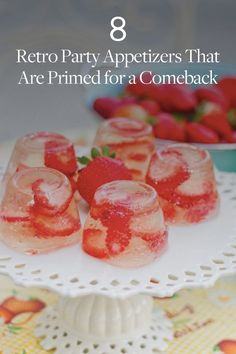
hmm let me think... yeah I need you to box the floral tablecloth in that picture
[0,275,235,354]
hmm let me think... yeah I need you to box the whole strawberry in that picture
[77,147,132,204]
[125,72,153,97]
[93,97,121,118]
[153,113,186,142]
[186,122,219,144]
[138,99,160,115]
[218,76,236,108]
[157,84,197,112]
[200,111,232,139]
[195,86,230,111]
[93,97,136,119]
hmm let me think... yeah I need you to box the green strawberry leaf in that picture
[146,116,156,126]
[77,145,116,165]
[91,147,101,159]
[77,156,91,165]
[102,145,110,157]
[191,102,207,122]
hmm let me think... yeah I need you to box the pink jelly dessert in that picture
[2,131,77,191]
[0,167,81,254]
[146,143,219,224]
[94,117,155,180]
[83,180,168,268]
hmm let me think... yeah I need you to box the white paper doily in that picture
[0,160,236,298]
[35,306,172,354]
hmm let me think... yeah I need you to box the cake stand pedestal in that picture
[35,294,173,354]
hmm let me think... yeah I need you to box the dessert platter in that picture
[0,119,236,353]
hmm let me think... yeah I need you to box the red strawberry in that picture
[226,130,236,143]
[153,113,186,142]
[156,84,197,112]
[93,97,122,118]
[31,178,73,216]
[218,76,236,108]
[120,97,137,105]
[195,86,229,111]
[77,148,132,205]
[125,72,153,97]
[111,103,148,121]
[44,140,77,175]
[83,228,109,259]
[30,203,80,238]
[145,84,167,105]
[186,122,219,143]
[200,112,232,139]
[138,99,160,115]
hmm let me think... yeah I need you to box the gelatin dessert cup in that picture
[2,131,77,192]
[94,117,155,181]
[83,180,168,268]
[0,167,81,254]
[146,143,219,224]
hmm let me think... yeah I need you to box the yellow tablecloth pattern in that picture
[0,275,236,354]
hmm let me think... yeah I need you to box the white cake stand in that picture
[0,156,236,353]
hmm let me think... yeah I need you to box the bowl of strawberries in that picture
[88,64,236,172]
